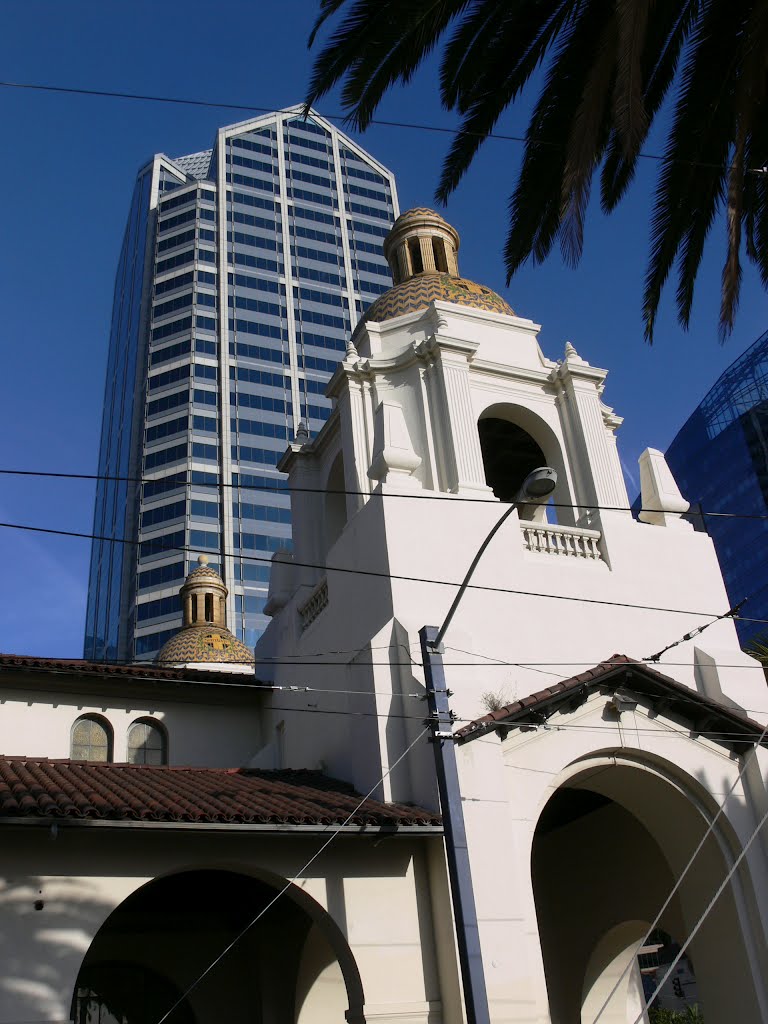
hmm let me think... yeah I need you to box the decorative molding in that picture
[298,578,329,631]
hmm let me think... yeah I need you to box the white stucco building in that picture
[2,208,768,1024]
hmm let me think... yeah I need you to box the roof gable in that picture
[456,655,768,754]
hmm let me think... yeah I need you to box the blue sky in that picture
[1,1,766,658]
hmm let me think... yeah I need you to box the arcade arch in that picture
[71,868,363,1024]
[531,756,764,1023]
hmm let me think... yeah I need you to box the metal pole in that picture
[420,625,491,1024]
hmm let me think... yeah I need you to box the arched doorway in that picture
[72,869,362,1024]
[531,759,762,1023]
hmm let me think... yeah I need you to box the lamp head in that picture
[516,467,557,504]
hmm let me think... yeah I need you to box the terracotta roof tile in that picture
[0,758,441,829]
[455,654,768,743]
[0,653,261,685]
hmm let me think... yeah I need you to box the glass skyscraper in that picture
[665,328,768,646]
[84,106,398,662]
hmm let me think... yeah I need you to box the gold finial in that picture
[198,554,209,566]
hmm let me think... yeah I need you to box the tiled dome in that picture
[364,274,514,323]
[156,624,254,665]
[184,563,223,583]
[154,555,255,667]
[365,207,514,324]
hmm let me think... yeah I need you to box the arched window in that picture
[127,719,168,765]
[71,715,113,762]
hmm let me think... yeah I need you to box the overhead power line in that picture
[645,602,745,662]
[0,79,728,171]
[3,467,768,522]
[154,726,429,1024]
[592,717,768,1023]
[1,518,760,622]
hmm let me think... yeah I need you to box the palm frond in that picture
[720,0,768,336]
[612,0,650,155]
[504,2,614,276]
[308,0,350,48]
[307,0,467,129]
[307,0,768,341]
[560,15,617,265]
[643,0,749,341]
[441,0,575,113]
[601,0,700,212]
[339,0,467,128]
[436,0,578,202]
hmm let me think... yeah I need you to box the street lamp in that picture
[419,467,558,1024]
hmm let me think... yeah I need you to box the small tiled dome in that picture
[364,207,514,324]
[154,555,254,667]
[365,274,513,323]
[156,624,254,665]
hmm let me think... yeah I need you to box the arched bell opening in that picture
[531,760,759,1023]
[324,451,348,556]
[477,404,574,524]
[71,868,364,1024]
[478,419,547,510]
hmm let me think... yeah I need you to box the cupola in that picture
[362,209,514,325]
[384,208,460,283]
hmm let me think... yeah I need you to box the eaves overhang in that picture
[455,655,768,755]
[0,817,443,837]
[0,655,271,706]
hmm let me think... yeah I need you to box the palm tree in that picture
[305,0,768,342]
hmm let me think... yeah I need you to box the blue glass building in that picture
[665,329,768,646]
[84,107,398,661]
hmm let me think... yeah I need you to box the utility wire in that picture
[645,601,746,662]
[2,519,760,622]
[591,719,768,1024]
[0,81,683,167]
[4,665,766,738]
[630,802,768,1019]
[0,79,756,175]
[154,726,429,1024]
[4,466,768,522]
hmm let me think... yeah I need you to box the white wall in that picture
[0,686,264,767]
[0,829,445,1024]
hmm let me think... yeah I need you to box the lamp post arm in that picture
[433,501,518,649]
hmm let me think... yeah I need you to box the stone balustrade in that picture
[520,521,603,560]
[298,578,329,631]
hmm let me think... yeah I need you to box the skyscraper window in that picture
[84,107,398,661]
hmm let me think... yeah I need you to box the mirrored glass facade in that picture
[85,108,398,661]
[665,328,768,646]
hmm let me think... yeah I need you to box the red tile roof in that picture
[455,654,768,745]
[0,653,260,685]
[0,758,441,829]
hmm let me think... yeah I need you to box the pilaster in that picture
[425,337,491,495]
[337,372,373,516]
[555,348,629,518]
